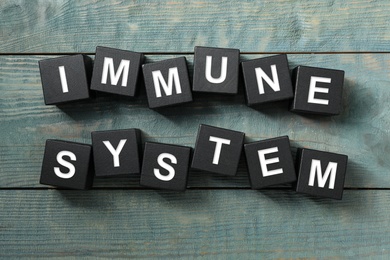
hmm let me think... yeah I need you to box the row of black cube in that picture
[39,46,345,115]
[40,124,348,200]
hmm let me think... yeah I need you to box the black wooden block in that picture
[90,46,144,96]
[192,46,240,94]
[40,140,94,189]
[244,136,296,189]
[241,54,293,105]
[191,124,245,176]
[142,57,193,108]
[39,54,93,105]
[140,142,191,191]
[295,148,348,200]
[91,129,142,177]
[290,66,345,115]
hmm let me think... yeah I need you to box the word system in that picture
[40,125,348,200]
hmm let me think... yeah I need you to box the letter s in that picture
[153,153,177,181]
[54,151,76,179]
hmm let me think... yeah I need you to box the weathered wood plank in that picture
[1,0,390,53]
[0,189,389,258]
[0,54,389,188]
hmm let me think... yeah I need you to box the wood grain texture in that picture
[1,0,389,258]
[0,54,389,188]
[0,189,389,258]
[1,0,390,53]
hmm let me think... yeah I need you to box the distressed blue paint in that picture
[1,1,390,53]
[0,54,389,188]
[0,190,389,258]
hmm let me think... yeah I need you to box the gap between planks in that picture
[0,187,389,191]
[1,51,390,56]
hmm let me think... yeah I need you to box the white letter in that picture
[152,67,182,98]
[308,159,338,189]
[103,139,127,167]
[205,56,228,84]
[308,76,331,105]
[258,147,283,177]
[58,66,69,93]
[101,57,130,87]
[209,136,231,165]
[154,153,177,181]
[54,151,76,179]
[255,65,280,94]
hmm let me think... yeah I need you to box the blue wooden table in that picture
[1,0,390,258]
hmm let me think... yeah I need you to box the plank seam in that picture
[1,52,390,56]
[0,187,388,191]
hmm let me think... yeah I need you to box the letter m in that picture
[101,57,130,87]
[152,67,182,97]
[308,159,338,189]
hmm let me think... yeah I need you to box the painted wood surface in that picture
[0,54,389,188]
[1,0,390,53]
[0,189,389,258]
[1,0,390,257]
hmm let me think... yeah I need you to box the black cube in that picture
[290,66,345,115]
[192,46,240,94]
[244,136,296,189]
[191,124,245,176]
[142,57,193,108]
[140,142,191,191]
[90,46,144,97]
[91,129,142,177]
[241,54,293,105]
[39,55,93,105]
[295,148,348,200]
[40,140,94,189]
